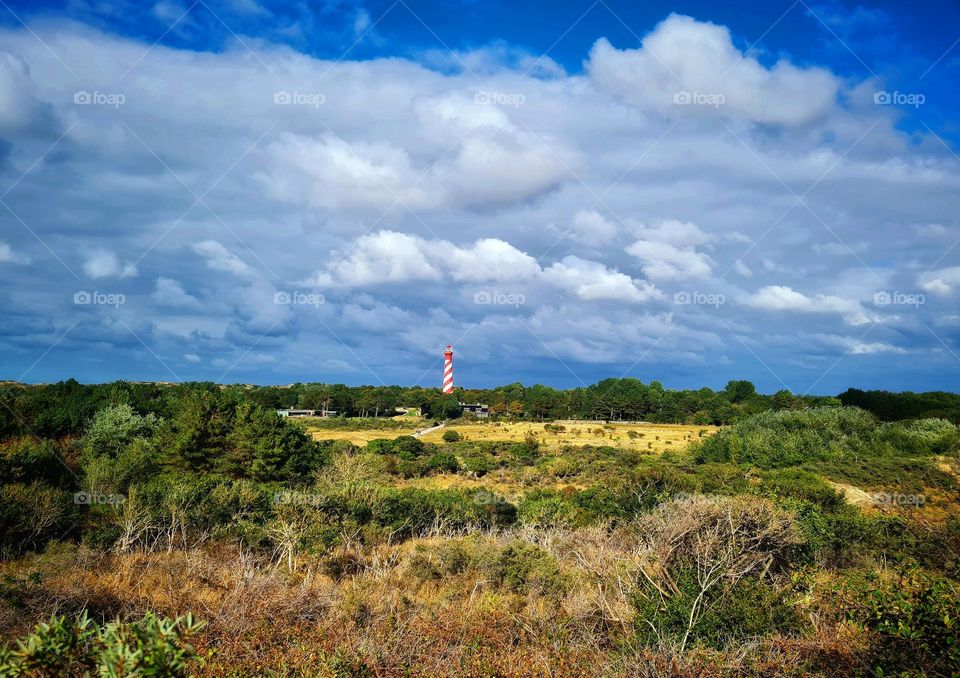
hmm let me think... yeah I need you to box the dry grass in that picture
[0,514,843,677]
[420,421,718,453]
[306,428,420,446]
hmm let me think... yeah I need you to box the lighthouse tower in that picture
[442,345,454,394]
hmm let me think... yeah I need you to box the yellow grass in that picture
[418,420,717,453]
[306,428,419,446]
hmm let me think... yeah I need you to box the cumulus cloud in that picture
[918,266,960,295]
[259,94,573,213]
[310,230,659,304]
[82,248,136,279]
[191,241,255,278]
[542,256,661,303]
[0,242,29,264]
[742,285,873,325]
[152,277,202,309]
[587,14,841,126]
[624,219,716,281]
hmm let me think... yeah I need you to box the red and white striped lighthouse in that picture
[442,345,454,394]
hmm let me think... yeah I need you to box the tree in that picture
[724,380,757,404]
[508,400,525,417]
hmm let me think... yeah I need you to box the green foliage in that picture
[441,429,462,443]
[507,439,540,467]
[0,482,78,557]
[425,451,459,474]
[0,610,204,676]
[480,541,566,595]
[633,571,801,649]
[461,453,495,477]
[845,570,960,675]
[82,404,160,459]
[692,407,958,472]
[759,469,845,510]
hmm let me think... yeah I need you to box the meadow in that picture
[1,381,958,676]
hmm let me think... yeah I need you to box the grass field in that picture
[419,420,718,453]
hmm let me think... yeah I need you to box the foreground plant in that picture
[0,610,204,676]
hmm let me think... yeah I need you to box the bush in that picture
[480,541,565,595]
[426,452,460,474]
[844,570,960,675]
[692,407,879,468]
[462,454,495,477]
[508,440,540,467]
[0,611,204,676]
[760,469,845,510]
[442,429,462,443]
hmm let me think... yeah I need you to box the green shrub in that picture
[0,610,204,676]
[693,407,878,468]
[480,541,565,595]
[426,452,460,474]
[442,430,462,443]
[845,570,960,675]
[634,571,801,649]
[760,469,844,510]
[508,440,540,467]
[462,454,495,477]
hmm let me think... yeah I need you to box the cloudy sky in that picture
[0,0,958,393]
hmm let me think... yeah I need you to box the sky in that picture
[0,0,958,394]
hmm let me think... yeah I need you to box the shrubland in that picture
[1,383,958,676]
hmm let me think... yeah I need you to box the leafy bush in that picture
[462,454,495,477]
[760,469,845,510]
[693,407,877,468]
[845,570,960,675]
[426,452,460,474]
[480,540,566,595]
[442,429,462,443]
[0,610,204,676]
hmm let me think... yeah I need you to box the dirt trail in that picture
[826,481,876,507]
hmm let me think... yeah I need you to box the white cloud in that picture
[563,210,620,245]
[311,231,442,287]
[587,14,841,126]
[543,255,661,303]
[310,231,659,304]
[0,242,29,264]
[83,248,136,278]
[152,277,202,309]
[626,219,715,281]
[191,241,255,278]
[742,285,872,325]
[919,266,960,295]
[626,240,713,281]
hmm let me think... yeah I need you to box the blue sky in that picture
[0,0,958,393]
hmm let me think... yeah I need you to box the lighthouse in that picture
[442,345,454,394]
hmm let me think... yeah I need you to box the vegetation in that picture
[1,380,958,675]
